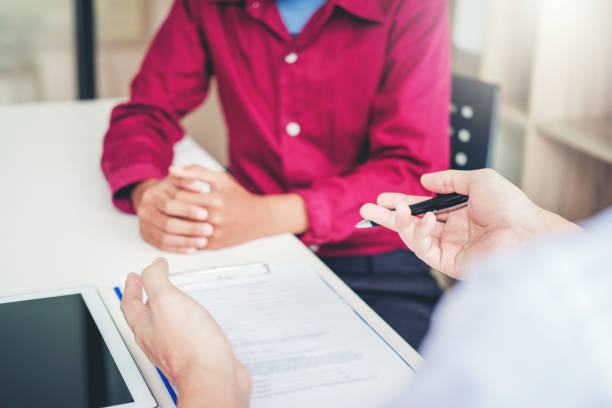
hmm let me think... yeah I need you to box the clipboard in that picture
[114,262,414,407]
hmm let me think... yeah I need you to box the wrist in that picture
[175,368,210,408]
[130,179,158,212]
[519,201,581,241]
[258,193,309,235]
[176,362,251,408]
[536,207,582,236]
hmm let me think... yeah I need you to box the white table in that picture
[0,99,422,406]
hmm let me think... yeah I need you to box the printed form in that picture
[171,263,414,407]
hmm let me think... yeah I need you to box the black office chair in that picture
[450,75,500,170]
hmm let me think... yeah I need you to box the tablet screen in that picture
[0,294,134,407]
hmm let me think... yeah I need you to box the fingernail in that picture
[397,201,411,213]
[125,272,137,284]
[202,224,214,236]
[196,238,207,248]
[196,208,208,220]
[187,181,201,190]
[153,257,165,264]
[195,181,211,194]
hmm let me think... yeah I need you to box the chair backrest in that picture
[450,75,500,170]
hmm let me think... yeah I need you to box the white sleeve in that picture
[393,222,612,408]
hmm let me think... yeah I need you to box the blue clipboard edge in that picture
[114,287,178,406]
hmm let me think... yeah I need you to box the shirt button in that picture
[286,122,301,137]
[284,52,298,64]
[309,244,320,252]
[251,1,261,9]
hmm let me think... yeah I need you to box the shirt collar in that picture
[204,0,385,24]
[331,0,384,23]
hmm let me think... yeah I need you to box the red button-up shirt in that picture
[101,0,450,257]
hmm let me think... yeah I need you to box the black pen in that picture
[355,193,469,229]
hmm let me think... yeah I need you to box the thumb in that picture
[140,257,173,299]
[420,169,482,195]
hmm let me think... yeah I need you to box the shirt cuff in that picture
[292,187,334,245]
[105,162,166,214]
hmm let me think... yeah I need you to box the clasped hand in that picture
[131,165,269,252]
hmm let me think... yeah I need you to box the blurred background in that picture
[1,0,611,221]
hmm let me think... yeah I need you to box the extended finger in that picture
[158,183,218,208]
[152,243,197,255]
[420,170,472,195]
[377,193,430,210]
[171,190,225,210]
[144,222,209,248]
[168,174,211,194]
[359,203,398,231]
[420,169,497,195]
[141,205,213,236]
[121,273,150,335]
[151,192,209,221]
[141,227,200,254]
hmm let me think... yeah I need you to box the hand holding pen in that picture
[356,193,468,228]
[357,169,573,280]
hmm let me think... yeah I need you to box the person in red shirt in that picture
[101,0,450,348]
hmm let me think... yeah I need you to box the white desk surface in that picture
[0,99,422,406]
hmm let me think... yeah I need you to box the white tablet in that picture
[0,286,156,408]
